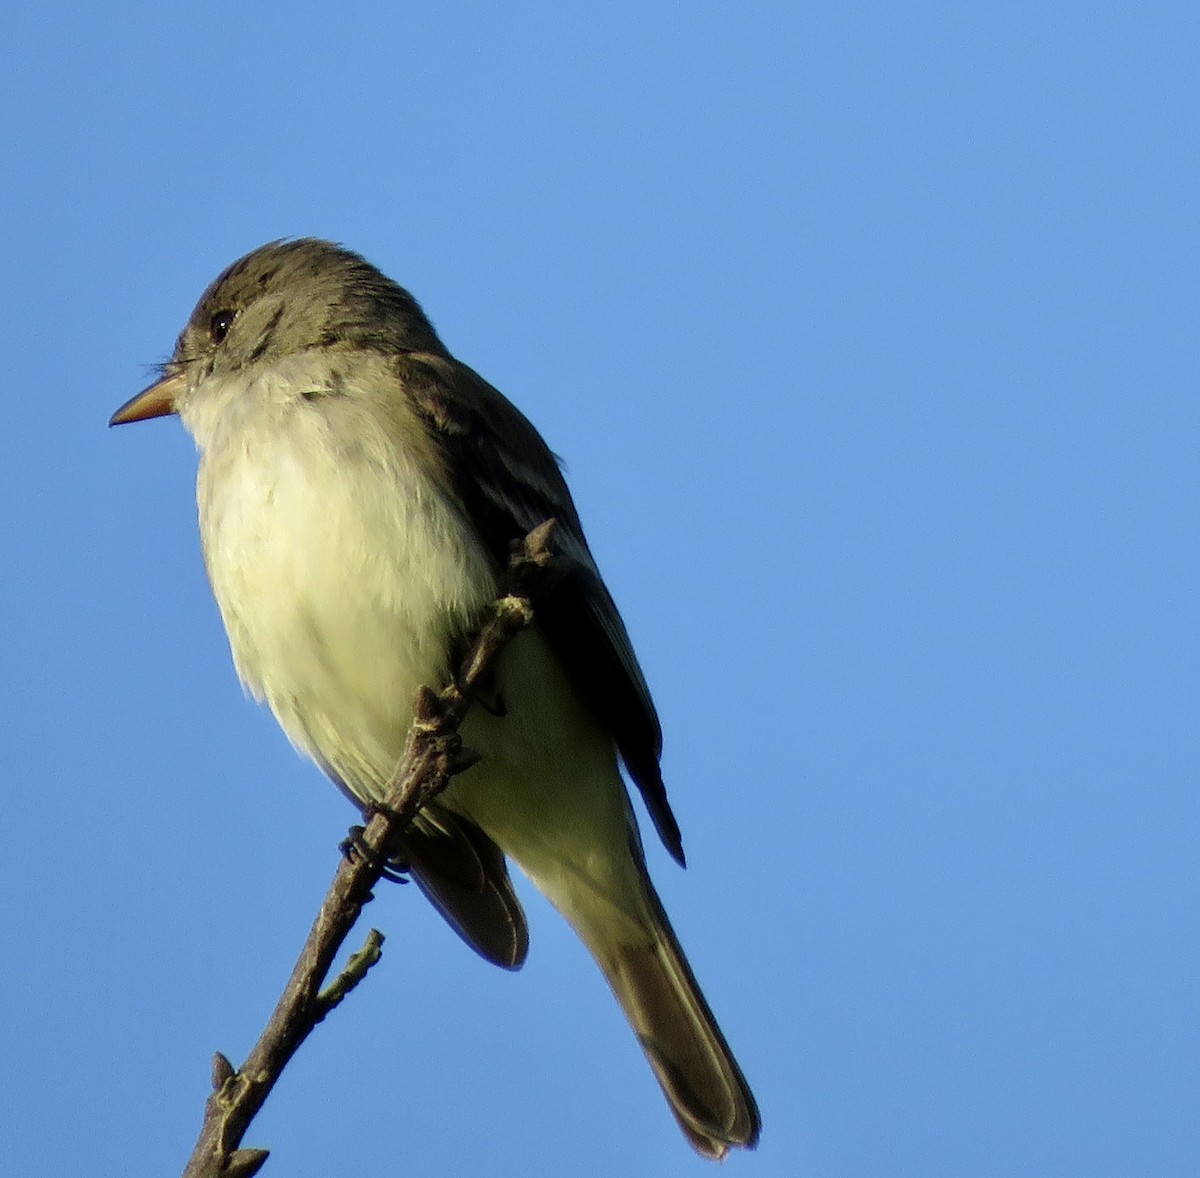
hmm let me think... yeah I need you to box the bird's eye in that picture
[209,309,236,343]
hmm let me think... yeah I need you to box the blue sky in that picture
[2,4,1196,1176]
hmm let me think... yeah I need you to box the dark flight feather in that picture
[403,806,529,970]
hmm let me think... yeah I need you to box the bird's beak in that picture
[109,370,187,426]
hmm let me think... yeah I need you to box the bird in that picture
[110,238,760,1158]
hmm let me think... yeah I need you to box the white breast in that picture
[189,362,495,801]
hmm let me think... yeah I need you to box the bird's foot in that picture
[340,814,411,885]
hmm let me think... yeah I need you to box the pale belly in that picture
[197,405,495,800]
[194,406,642,927]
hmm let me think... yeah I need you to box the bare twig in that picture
[180,520,557,1178]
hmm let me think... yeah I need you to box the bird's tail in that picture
[588,871,761,1159]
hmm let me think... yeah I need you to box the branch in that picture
[180,520,558,1178]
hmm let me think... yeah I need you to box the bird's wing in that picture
[403,805,529,969]
[399,351,684,865]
